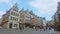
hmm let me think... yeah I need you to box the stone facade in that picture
[19,9,31,23]
[1,3,44,29]
[53,2,60,31]
[1,3,19,29]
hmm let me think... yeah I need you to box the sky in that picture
[0,0,60,20]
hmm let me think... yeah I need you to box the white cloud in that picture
[0,0,18,7]
[0,0,10,3]
[0,0,8,3]
[0,0,18,3]
[29,0,60,20]
[0,11,6,18]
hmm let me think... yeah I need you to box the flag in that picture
[30,15,34,23]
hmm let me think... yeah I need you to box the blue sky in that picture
[0,0,60,20]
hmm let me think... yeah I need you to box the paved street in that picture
[0,28,60,34]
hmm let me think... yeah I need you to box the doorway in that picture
[9,23,12,28]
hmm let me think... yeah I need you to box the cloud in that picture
[0,0,18,3]
[0,0,9,3]
[0,11,6,18]
[0,0,18,7]
[29,0,60,20]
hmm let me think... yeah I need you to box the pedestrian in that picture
[46,27,48,31]
[49,27,52,34]
[43,26,47,31]
[51,28,55,34]
[49,27,55,34]
[39,26,41,31]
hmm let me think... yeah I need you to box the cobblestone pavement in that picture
[0,28,60,34]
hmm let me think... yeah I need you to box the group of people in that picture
[39,26,55,34]
[18,24,55,34]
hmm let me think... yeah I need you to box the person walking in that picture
[49,27,55,34]
[49,27,52,34]
[51,28,55,34]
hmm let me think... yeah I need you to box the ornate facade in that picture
[1,3,44,29]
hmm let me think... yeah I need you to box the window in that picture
[10,17,12,20]
[11,12,19,17]
[58,14,60,21]
[12,17,18,21]
[14,18,16,21]
[11,12,13,15]
[14,24,17,27]
[9,23,12,28]
[13,17,14,21]
[14,12,15,15]
[26,16,29,18]
[16,18,18,21]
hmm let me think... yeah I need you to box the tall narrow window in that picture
[10,17,12,20]
[9,23,12,28]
